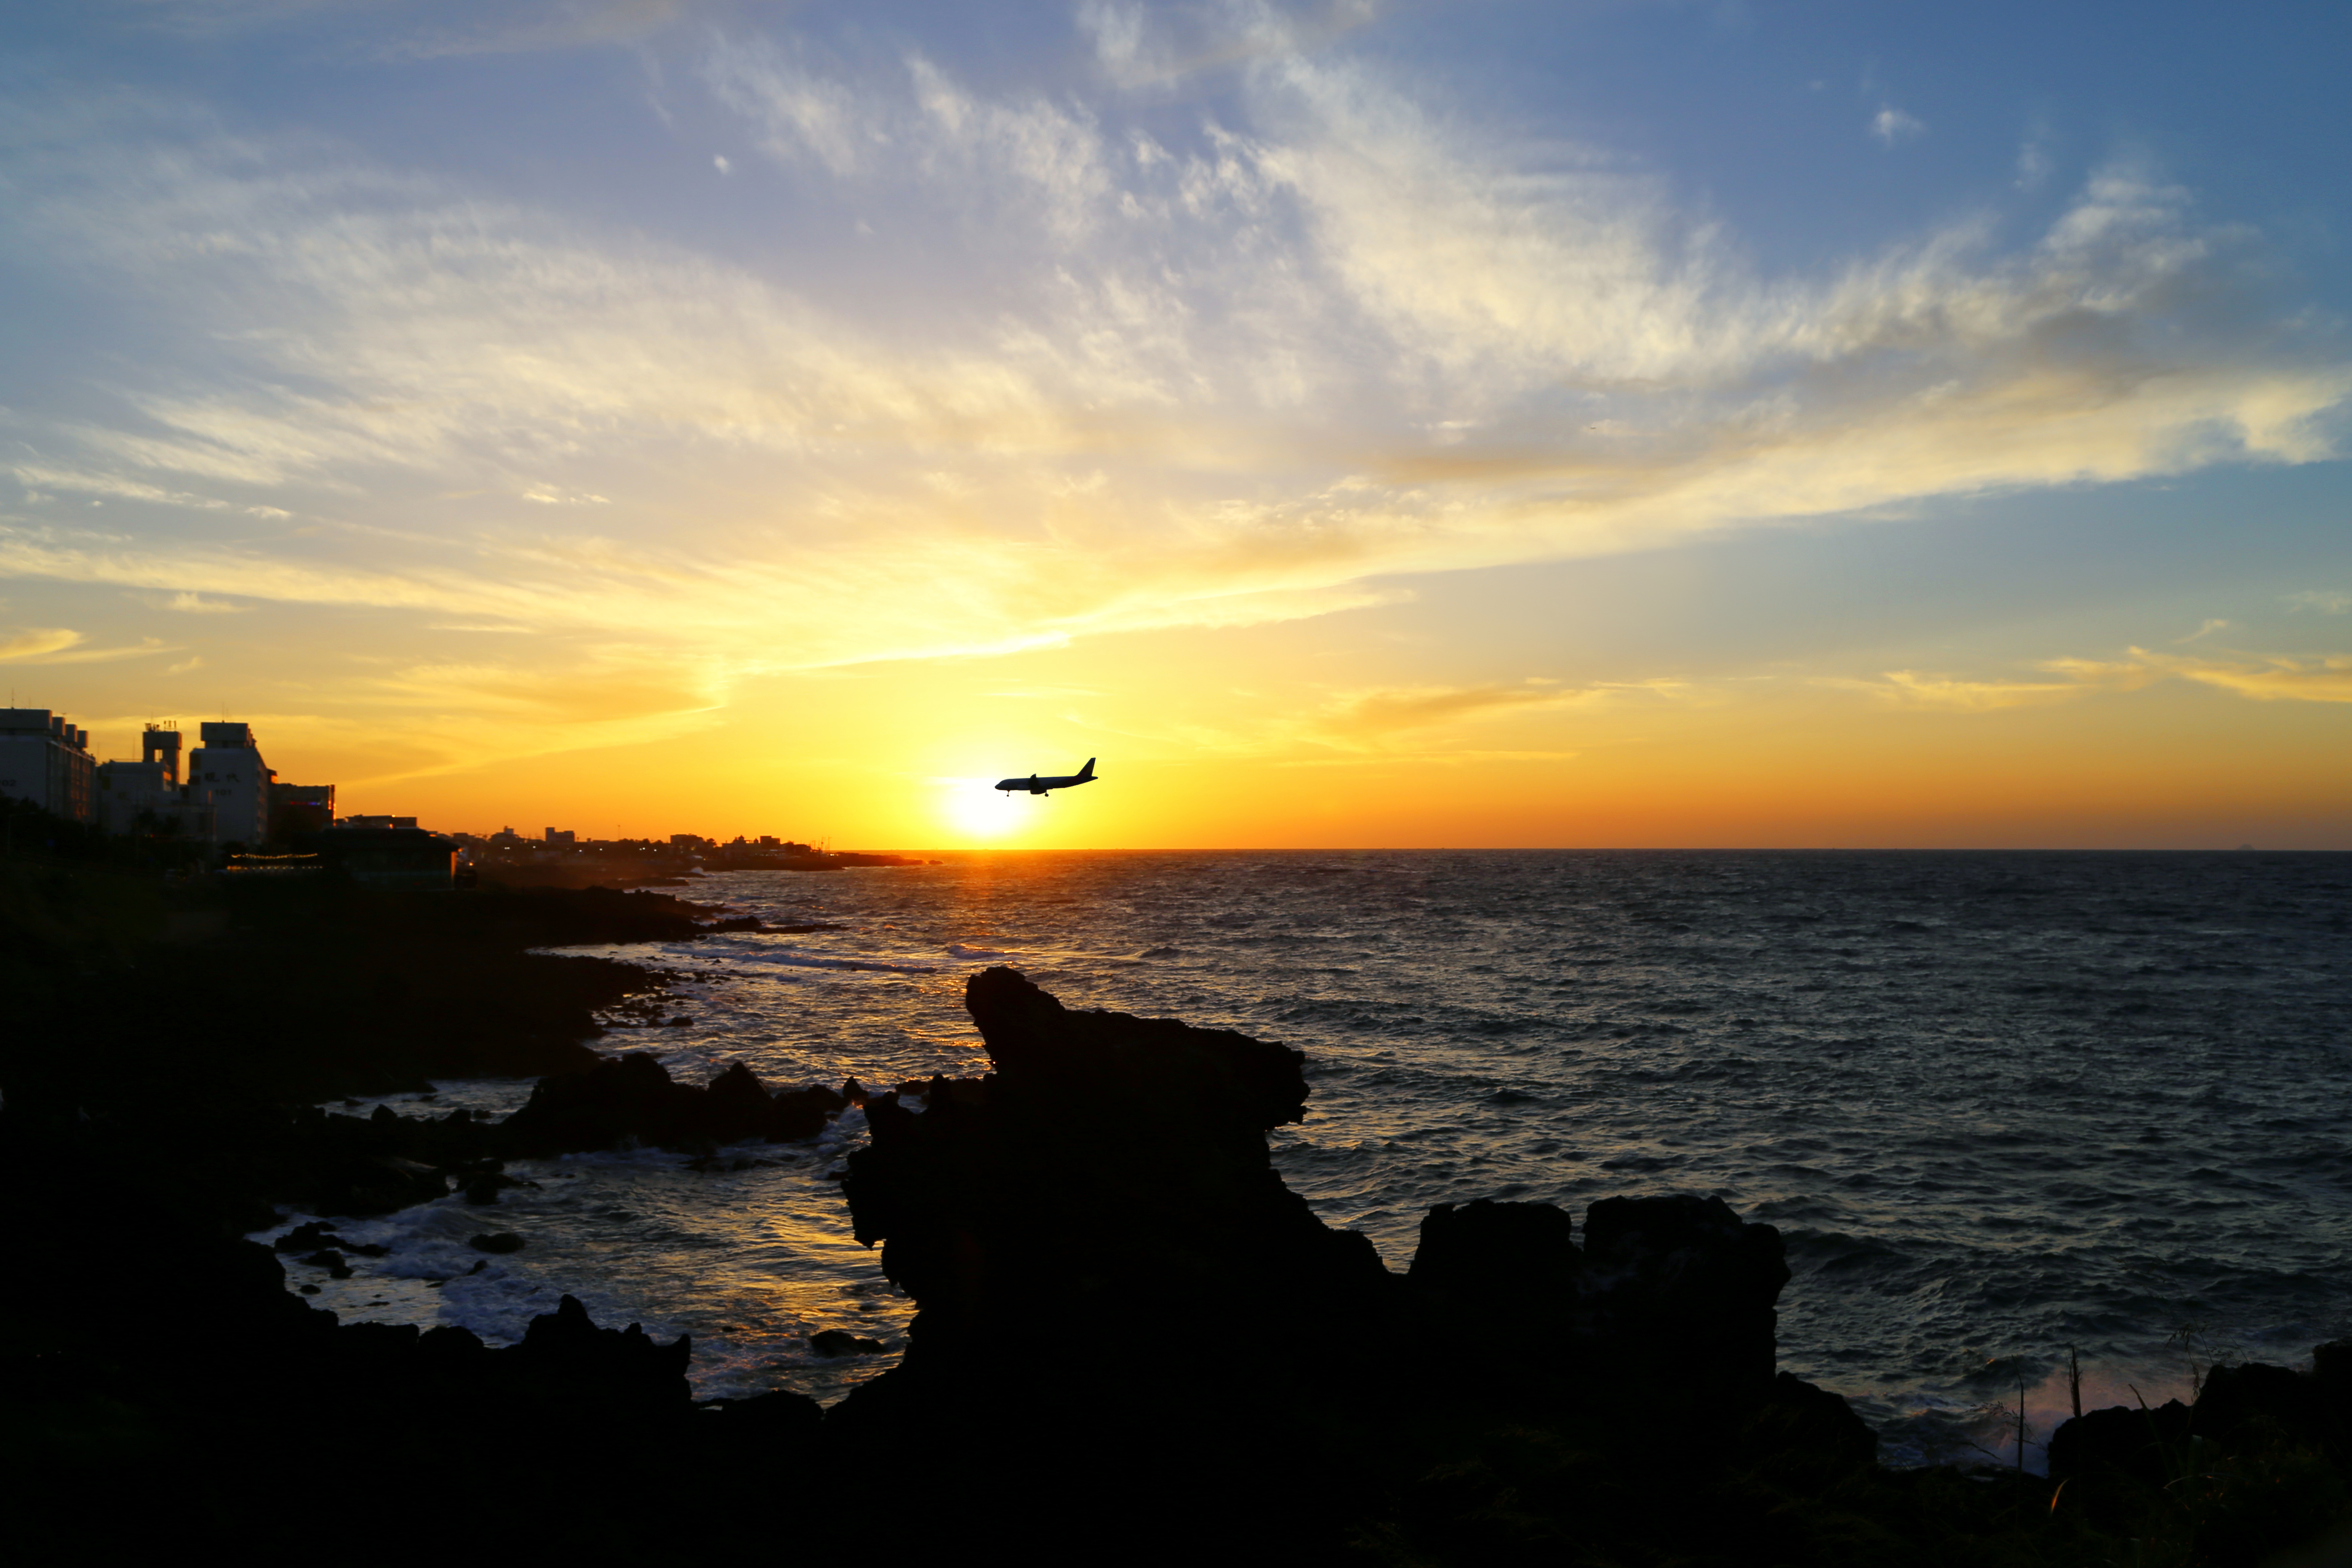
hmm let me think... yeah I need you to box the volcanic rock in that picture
[498,1053,845,1155]
[504,1294,691,1415]
[2048,1398,2194,1484]
[829,967,1397,1553]
[702,1061,772,1145]
[1577,1192,1790,1414]
[1408,1197,1580,1328]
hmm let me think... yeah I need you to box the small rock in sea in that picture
[275,1220,341,1253]
[469,1232,526,1254]
[304,1249,355,1280]
[665,1016,692,1027]
[299,1284,321,1295]
[464,1175,505,1206]
[465,1259,487,1275]
[808,1329,887,1358]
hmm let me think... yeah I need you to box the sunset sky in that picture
[3,0,2347,848]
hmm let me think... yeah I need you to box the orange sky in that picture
[193,612,2343,851]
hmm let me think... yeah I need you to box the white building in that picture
[96,724,216,839]
[186,721,275,848]
[0,708,96,823]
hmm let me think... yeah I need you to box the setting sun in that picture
[938,780,1036,844]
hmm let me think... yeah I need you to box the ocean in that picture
[269,849,2352,1467]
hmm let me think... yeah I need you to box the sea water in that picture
[268,850,2352,1466]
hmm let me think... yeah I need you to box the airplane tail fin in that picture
[1078,757,1096,780]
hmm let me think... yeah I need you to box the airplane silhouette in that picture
[995,758,1098,796]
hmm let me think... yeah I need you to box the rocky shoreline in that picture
[4,854,2349,1563]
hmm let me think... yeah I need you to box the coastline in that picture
[5,852,2349,1563]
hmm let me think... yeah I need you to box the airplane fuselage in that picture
[996,758,1098,796]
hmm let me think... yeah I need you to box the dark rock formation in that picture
[496,1052,688,1154]
[505,1293,691,1415]
[2195,1360,2337,1447]
[833,967,1397,1551]
[808,1329,887,1357]
[2051,1355,2351,1496]
[1746,1368,1882,1472]
[1408,1196,1580,1335]
[842,968,1389,1365]
[495,1053,847,1156]
[832,967,1851,1558]
[1577,1191,1792,1418]
[702,1060,772,1144]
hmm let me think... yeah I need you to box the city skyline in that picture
[3,1,2347,848]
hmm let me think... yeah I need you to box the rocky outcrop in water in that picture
[828,966,1868,1556]
[843,966,1389,1364]
[2049,1346,2352,1509]
[495,1053,849,1156]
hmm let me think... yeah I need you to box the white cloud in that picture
[1077,0,1383,89]
[702,39,873,176]
[1871,106,1926,147]
[2285,590,2352,613]
[2015,129,2053,190]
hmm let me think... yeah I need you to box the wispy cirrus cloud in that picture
[2132,649,2352,704]
[1818,667,2130,711]
[0,627,85,662]
[156,591,246,613]
[1312,676,1694,747]
[0,625,177,664]
[1827,642,2352,710]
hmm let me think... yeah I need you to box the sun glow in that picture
[940,780,1034,843]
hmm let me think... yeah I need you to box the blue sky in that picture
[1,0,2346,844]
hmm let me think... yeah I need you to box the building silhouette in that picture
[0,709,96,823]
